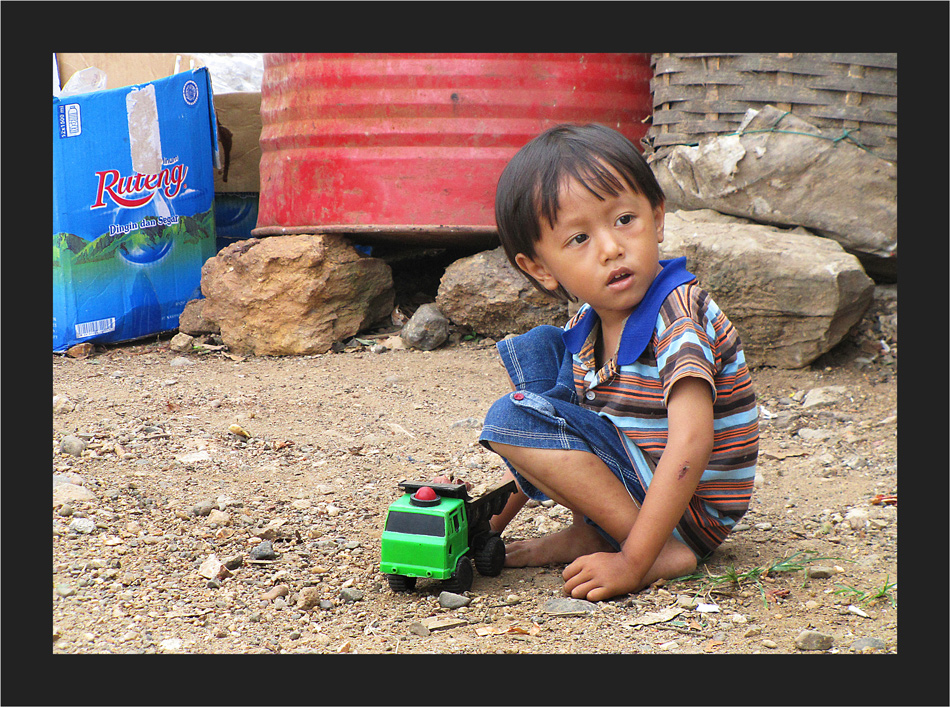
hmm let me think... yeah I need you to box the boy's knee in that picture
[485,390,558,427]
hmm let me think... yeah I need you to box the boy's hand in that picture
[562,551,645,602]
[431,474,473,492]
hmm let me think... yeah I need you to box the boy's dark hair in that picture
[494,123,665,301]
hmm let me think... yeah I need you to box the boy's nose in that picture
[598,232,624,261]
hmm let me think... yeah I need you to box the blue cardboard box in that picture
[53,67,218,352]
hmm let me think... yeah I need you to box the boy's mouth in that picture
[607,268,632,286]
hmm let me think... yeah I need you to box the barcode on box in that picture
[75,317,115,338]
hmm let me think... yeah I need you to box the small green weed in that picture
[668,551,840,608]
[834,576,897,608]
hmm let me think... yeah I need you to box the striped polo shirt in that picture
[563,259,759,556]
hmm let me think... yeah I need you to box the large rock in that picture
[435,246,567,339]
[651,105,897,280]
[662,210,874,368]
[200,235,394,356]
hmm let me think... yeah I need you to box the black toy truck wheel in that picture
[474,534,505,576]
[387,574,417,593]
[442,556,473,593]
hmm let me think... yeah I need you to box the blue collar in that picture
[562,257,696,365]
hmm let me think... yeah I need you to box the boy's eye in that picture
[616,214,634,226]
[569,233,589,246]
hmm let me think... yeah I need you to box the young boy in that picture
[478,123,759,602]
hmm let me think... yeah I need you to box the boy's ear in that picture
[514,253,560,292]
[654,201,666,243]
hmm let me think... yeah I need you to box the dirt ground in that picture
[51,285,898,668]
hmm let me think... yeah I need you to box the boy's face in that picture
[515,166,665,328]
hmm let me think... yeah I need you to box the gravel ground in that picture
[45,285,908,701]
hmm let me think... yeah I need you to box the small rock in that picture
[297,587,322,610]
[223,553,245,571]
[207,509,231,527]
[850,636,886,652]
[675,595,700,609]
[439,591,472,609]
[160,638,183,651]
[198,554,232,581]
[543,598,597,616]
[261,584,290,601]
[408,622,431,637]
[59,436,87,457]
[250,541,277,560]
[400,303,450,351]
[761,639,778,649]
[845,508,869,530]
[169,332,195,352]
[53,482,96,505]
[68,517,97,534]
[65,342,95,358]
[806,566,836,579]
[420,616,468,631]
[797,428,835,443]
[193,500,215,517]
[802,386,849,409]
[794,629,834,651]
[340,587,364,603]
[55,583,77,598]
[53,395,75,414]
[177,451,212,464]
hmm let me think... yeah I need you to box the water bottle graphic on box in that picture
[53,69,218,352]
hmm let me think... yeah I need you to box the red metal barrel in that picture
[253,53,653,247]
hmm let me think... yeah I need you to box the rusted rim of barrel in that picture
[250,224,500,248]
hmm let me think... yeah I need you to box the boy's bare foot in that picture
[504,520,614,568]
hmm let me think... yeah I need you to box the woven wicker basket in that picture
[644,53,897,163]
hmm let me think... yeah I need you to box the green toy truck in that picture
[380,479,516,593]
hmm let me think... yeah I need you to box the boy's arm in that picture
[620,375,713,573]
[563,375,714,599]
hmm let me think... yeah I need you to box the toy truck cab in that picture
[380,479,516,593]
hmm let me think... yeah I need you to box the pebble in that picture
[850,636,886,652]
[340,587,364,603]
[806,566,836,579]
[55,583,77,598]
[260,585,289,601]
[542,598,596,616]
[675,595,700,609]
[59,436,87,457]
[794,629,834,651]
[69,517,97,534]
[802,386,848,409]
[249,541,277,560]
[193,500,215,517]
[439,591,472,609]
[297,587,322,610]
[409,622,431,637]
[54,482,97,505]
